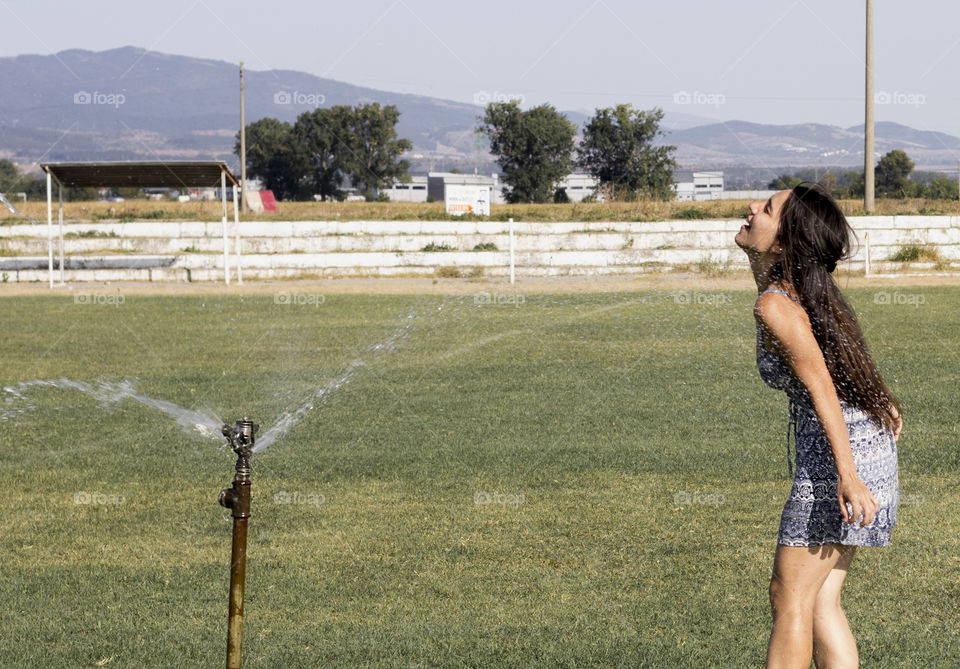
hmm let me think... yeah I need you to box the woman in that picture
[735,183,902,669]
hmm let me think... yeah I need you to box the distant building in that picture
[673,182,695,201]
[555,173,600,202]
[673,171,777,201]
[673,171,724,201]
[381,172,601,205]
[381,176,429,202]
[377,172,611,205]
[428,172,505,205]
[191,188,218,201]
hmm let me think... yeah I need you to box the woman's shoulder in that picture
[758,282,802,304]
[756,283,800,310]
[754,284,810,333]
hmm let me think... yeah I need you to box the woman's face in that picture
[735,189,791,255]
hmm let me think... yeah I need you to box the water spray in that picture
[218,417,259,669]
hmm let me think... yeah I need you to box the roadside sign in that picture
[445,184,490,216]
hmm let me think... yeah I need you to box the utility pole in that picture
[864,0,875,212]
[239,61,248,212]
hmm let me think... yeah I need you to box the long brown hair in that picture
[772,182,901,430]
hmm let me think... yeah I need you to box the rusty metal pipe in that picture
[218,418,258,669]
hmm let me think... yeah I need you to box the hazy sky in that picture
[2,0,958,135]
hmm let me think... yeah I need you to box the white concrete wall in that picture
[1,216,956,282]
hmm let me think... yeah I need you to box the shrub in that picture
[436,265,461,278]
[65,230,119,238]
[676,207,708,220]
[888,244,940,262]
[422,242,455,252]
[696,257,733,277]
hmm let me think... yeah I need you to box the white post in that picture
[46,171,53,288]
[221,170,230,285]
[58,183,64,285]
[232,183,242,285]
[509,217,515,284]
[864,231,871,277]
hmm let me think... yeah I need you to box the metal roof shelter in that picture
[40,161,242,287]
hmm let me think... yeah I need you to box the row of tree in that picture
[479,102,677,203]
[769,150,959,200]
[239,101,677,203]
[238,103,412,201]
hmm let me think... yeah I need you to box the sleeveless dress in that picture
[756,286,899,547]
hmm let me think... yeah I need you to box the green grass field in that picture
[1,286,958,667]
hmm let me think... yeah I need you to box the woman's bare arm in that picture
[755,292,879,527]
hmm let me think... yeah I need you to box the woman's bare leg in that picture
[766,543,852,669]
[812,546,857,668]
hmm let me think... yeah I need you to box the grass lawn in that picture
[1,286,958,667]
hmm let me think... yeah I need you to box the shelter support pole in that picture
[46,171,53,288]
[222,170,230,285]
[58,183,64,285]
[233,184,242,285]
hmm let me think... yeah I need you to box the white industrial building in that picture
[380,175,429,202]
[428,172,505,204]
[671,171,775,201]
[381,172,600,204]
[556,173,600,202]
[673,171,724,201]
[377,169,779,205]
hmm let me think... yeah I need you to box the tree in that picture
[834,170,864,199]
[293,107,350,201]
[478,101,576,203]
[235,118,308,200]
[340,103,412,200]
[922,177,959,200]
[875,149,914,199]
[242,104,412,202]
[0,159,17,185]
[577,105,677,200]
[768,174,803,190]
[819,172,838,195]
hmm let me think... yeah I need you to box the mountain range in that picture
[1,46,958,175]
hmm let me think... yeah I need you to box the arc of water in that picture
[3,297,460,450]
[2,378,224,439]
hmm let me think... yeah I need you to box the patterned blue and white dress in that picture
[756,286,899,547]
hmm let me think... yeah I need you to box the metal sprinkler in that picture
[218,417,259,669]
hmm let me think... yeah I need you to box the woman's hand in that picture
[890,405,903,441]
[837,475,879,527]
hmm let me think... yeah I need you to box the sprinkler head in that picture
[222,417,259,456]
[219,417,258,509]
